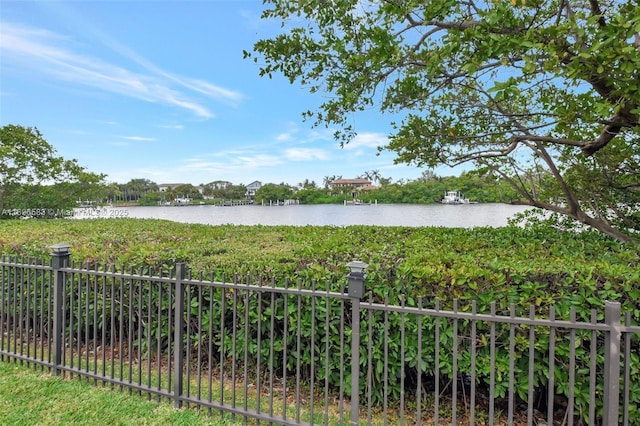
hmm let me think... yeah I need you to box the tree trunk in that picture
[512,200,637,244]
[579,213,637,244]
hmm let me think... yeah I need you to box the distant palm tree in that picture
[361,170,382,185]
[370,169,382,185]
[297,179,315,189]
[323,175,340,188]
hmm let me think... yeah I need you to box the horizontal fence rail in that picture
[1,252,639,425]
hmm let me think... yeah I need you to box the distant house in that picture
[245,181,262,199]
[329,178,378,199]
[158,183,185,192]
[328,178,376,191]
[208,180,233,190]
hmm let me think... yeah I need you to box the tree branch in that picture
[588,0,607,27]
[582,115,627,156]
[512,134,584,148]
[446,141,519,167]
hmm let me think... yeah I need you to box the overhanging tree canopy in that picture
[248,0,640,242]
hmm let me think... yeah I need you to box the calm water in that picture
[104,203,532,227]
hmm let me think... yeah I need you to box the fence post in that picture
[173,263,186,409]
[50,243,71,377]
[603,301,621,425]
[347,261,368,426]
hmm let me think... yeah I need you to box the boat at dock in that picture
[441,190,472,204]
[344,199,376,206]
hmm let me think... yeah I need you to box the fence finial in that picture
[50,243,70,269]
[346,260,368,299]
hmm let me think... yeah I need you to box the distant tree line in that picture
[0,124,519,218]
[253,170,518,205]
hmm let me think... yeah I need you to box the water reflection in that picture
[107,204,532,228]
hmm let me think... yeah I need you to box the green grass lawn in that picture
[0,361,231,426]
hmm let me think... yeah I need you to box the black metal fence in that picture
[1,248,639,425]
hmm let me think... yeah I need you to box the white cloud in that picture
[182,160,227,170]
[183,153,283,172]
[0,21,244,119]
[184,148,252,162]
[304,128,335,143]
[183,79,243,105]
[274,122,301,142]
[276,132,294,141]
[343,132,388,150]
[121,135,156,142]
[284,148,329,161]
[235,154,284,169]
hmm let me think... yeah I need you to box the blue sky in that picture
[1,1,455,187]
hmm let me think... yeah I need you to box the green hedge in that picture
[1,219,639,422]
